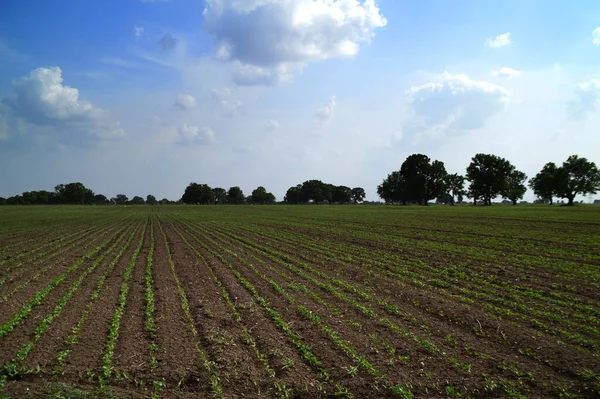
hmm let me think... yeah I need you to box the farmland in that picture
[0,205,599,398]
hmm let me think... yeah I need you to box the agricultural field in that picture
[0,205,599,399]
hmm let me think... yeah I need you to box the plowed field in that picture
[0,205,599,398]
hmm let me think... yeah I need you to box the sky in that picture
[1,0,600,202]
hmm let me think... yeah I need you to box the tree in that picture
[377,171,407,204]
[300,180,330,204]
[212,187,227,204]
[227,186,245,204]
[529,162,559,204]
[93,194,109,205]
[22,190,52,204]
[399,154,447,205]
[146,195,157,205]
[554,155,600,206]
[251,186,273,204]
[159,198,170,205]
[182,183,214,204]
[444,174,466,205]
[130,196,145,205]
[115,194,129,205]
[55,182,92,204]
[331,186,352,204]
[265,192,276,204]
[503,170,528,205]
[466,154,515,205]
[284,185,303,204]
[350,187,366,204]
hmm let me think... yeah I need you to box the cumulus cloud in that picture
[567,80,600,120]
[315,95,337,125]
[491,67,522,78]
[203,0,387,85]
[211,87,243,116]
[134,26,145,39]
[158,33,179,52]
[402,72,509,142]
[174,94,196,110]
[593,28,600,46]
[178,123,215,144]
[485,32,511,48]
[1,66,124,142]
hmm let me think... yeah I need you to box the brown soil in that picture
[2,214,599,399]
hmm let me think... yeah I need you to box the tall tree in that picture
[466,154,514,205]
[529,162,559,204]
[182,183,214,204]
[331,185,352,204]
[130,196,145,205]
[93,194,109,205]
[300,180,329,204]
[212,187,227,204]
[115,194,128,204]
[503,170,528,205]
[284,185,303,204]
[554,155,600,206]
[146,195,157,205]
[55,182,91,204]
[251,186,269,204]
[399,154,447,205]
[264,192,276,204]
[444,174,466,205]
[377,171,407,204]
[350,187,366,204]
[227,186,245,204]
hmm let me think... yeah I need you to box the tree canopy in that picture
[182,183,214,204]
[466,154,521,205]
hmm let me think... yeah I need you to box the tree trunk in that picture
[567,196,575,206]
[512,199,517,205]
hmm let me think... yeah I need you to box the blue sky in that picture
[1,0,600,202]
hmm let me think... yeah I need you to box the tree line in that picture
[284,180,366,204]
[0,182,170,206]
[377,153,600,206]
[180,183,277,205]
[1,153,598,206]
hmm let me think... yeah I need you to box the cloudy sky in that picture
[1,0,600,201]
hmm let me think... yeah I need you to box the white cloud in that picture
[485,32,511,48]
[178,123,215,144]
[315,95,337,125]
[203,0,387,85]
[229,61,295,86]
[174,94,196,110]
[567,79,600,119]
[2,66,124,142]
[134,25,145,39]
[403,72,509,141]
[593,28,600,46]
[211,87,243,116]
[10,67,103,123]
[267,119,280,130]
[491,67,522,78]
